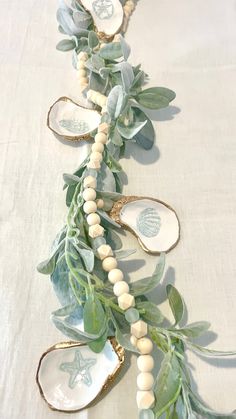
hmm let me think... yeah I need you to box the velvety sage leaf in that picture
[50,255,77,305]
[117,119,147,140]
[73,10,91,29]
[130,253,165,296]
[83,294,107,352]
[97,162,116,192]
[105,151,123,173]
[88,30,99,49]
[136,86,176,110]
[189,389,236,418]
[52,303,78,317]
[52,313,106,342]
[115,249,136,259]
[37,257,56,275]
[178,321,211,338]
[132,106,155,149]
[114,62,134,92]
[105,229,123,250]
[107,85,124,119]
[110,126,123,146]
[136,301,164,325]
[89,71,107,93]
[186,341,236,357]
[166,284,184,325]
[130,70,145,93]
[96,190,123,201]
[56,39,76,51]
[74,246,94,273]
[99,42,123,60]
[153,352,182,417]
[63,173,81,186]
[97,210,121,229]
[86,54,105,74]
[119,35,131,60]
[110,310,138,353]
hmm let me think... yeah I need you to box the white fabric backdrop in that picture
[1,1,236,418]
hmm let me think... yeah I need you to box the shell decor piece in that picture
[36,338,125,413]
[47,97,101,141]
[109,196,180,254]
[79,0,124,39]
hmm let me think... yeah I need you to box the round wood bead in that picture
[130,335,138,347]
[125,307,140,323]
[108,268,124,284]
[83,176,96,189]
[95,132,107,144]
[77,51,88,61]
[137,338,153,354]
[113,281,129,297]
[77,61,85,70]
[90,151,103,162]
[139,409,155,419]
[96,198,104,209]
[102,257,117,271]
[89,224,104,238]
[87,159,101,170]
[97,245,113,260]
[136,391,155,409]
[78,69,87,77]
[137,355,154,372]
[79,76,88,85]
[83,201,97,214]
[92,142,104,153]
[118,293,135,310]
[98,122,109,134]
[137,373,154,391]
[87,212,101,226]
[131,320,148,339]
[82,188,96,201]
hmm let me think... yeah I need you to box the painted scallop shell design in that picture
[36,338,124,412]
[109,197,180,254]
[136,207,161,238]
[47,97,101,141]
[80,0,124,38]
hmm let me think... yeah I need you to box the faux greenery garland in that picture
[38,1,236,417]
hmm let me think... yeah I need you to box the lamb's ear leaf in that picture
[166,284,184,326]
[132,106,155,150]
[56,39,76,51]
[136,87,176,110]
[130,253,165,296]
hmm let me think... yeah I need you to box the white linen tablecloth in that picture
[1,1,236,418]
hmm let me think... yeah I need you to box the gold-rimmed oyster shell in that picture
[109,196,180,254]
[47,96,101,141]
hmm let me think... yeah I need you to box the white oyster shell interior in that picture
[119,199,180,253]
[37,340,121,412]
[48,98,101,139]
[80,0,124,37]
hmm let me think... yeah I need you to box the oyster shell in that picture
[109,196,180,254]
[36,338,125,412]
[47,97,101,141]
[80,0,124,39]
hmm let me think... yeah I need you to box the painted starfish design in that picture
[60,349,96,389]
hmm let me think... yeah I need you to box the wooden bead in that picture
[136,391,155,409]
[87,213,101,226]
[90,151,103,162]
[96,198,104,209]
[87,160,101,170]
[89,224,104,238]
[137,373,154,391]
[94,132,107,144]
[92,142,104,153]
[131,320,148,339]
[137,355,154,372]
[78,69,87,77]
[97,245,113,260]
[98,122,109,134]
[108,268,124,284]
[102,256,117,271]
[83,176,96,189]
[139,409,155,419]
[130,335,138,347]
[118,293,135,310]
[77,51,88,61]
[113,281,129,297]
[137,338,153,355]
[82,188,96,201]
[79,76,88,85]
[77,61,85,70]
[83,201,97,214]
[125,307,140,323]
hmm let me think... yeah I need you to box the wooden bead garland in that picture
[77,51,89,90]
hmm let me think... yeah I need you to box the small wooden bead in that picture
[79,76,88,85]
[139,409,155,419]
[95,132,107,144]
[83,176,96,189]
[137,373,154,391]
[78,69,87,77]
[89,224,104,238]
[131,320,148,339]
[136,391,155,409]
[77,51,88,61]
[130,335,138,347]
[108,268,124,284]
[92,142,104,153]
[77,61,85,70]
[82,188,96,201]
[125,307,140,323]
[87,213,101,226]
[137,338,153,355]
[97,245,113,260]
[83,201,97,214]
[113,281,129,297]
[90,151,103,162]
[137,355,154,372]
[96,198,104,209]
[87,160,101,170]
[118,293,135,310]
[102,256,117,271]
[98,122,109,134]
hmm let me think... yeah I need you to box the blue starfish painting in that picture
[59,349,96,389]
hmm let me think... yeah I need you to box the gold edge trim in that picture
[36,337,125,413]
[47,96,101,142]
[109,196,181,255]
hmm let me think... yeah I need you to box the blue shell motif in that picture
[92,0,114,20]
[59,119,90,134]
[136,208,161,238]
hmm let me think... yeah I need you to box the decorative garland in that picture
[37,1,236,418]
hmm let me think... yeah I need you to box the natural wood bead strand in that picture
[77,51,89,90]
